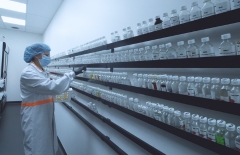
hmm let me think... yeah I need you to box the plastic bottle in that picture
[194,77,203,98]
[187,76,195,96]
[154,16,163,31]
[147,74,153,89]
[144,46,152,61]
[202,77,212,99]
[167,108,175,126]
[220,78,231,102]
[157,104,164,122]
[142,74,148,88]
[219,33,236,56]
[190,2,202,21]
[230,79,240,104]
[159,44,167,60]
[152,45,160,60]
[235,126,240,151]
[111,32,115,43]
[225,123,236,149]
[187,39,199,58]
[148,18,155,33]
[166,75,173,92]
[137,74,143,87]
[179,76,188,95]
[199,116,208,139]
[215,0,230,14]
[142,21,149,34]
[173,111,185,130]
[177,41,187,59]
[139,48,145,61]
[200,37,215,57]
[128,49,134,62]
[123,28,128,39]
[184,112,191,133]
[156,75,162,91]
[170,9,180,26]
[133,98,139,112]
[202,0,215,18]
[129,98,134,110]
[231,0,240,10]
[172,75,179,93]
[216,120,226,146]
[161,75,167,92]
[114,31,121,42]
[134,49,140,62]
[162,13,171,29]
[162,106,169,123]
[237,40,240,55]
[127,27,134,38]
[207,118,217,142]
[165,43,177,59]
[152,75,158,90]
[136,23,143,36]
[132,73,138,87]
[179,6,190,24]
[192,114,200,136]
[211,78,221,100]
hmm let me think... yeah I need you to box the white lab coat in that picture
[20,63,74,155]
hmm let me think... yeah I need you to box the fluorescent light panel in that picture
[1,16,25,25]
[0,0,26,13]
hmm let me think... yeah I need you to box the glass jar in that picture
[172,75,179,93]
[159,44,167,60]
[219,33,236,56]
[199,37,215,57]
[152,75,158,90]
[166,75,173,92]
[144,46,152,61]
[202,77,211,99]
[122,28,128,39]
[139,48,145,61]
[147,74,153,89]
[134,49,140,61]
[162,106,169,123]
[148,18,155,33]
[173,110,184,130]
[161,75,167,92]
[190,2,202,21]
[235,126,240,151]
[162,13,171,29]
[170,9,180,26]
[124,50,129,62]
[187,39,199,58]
[137,74,143,87]
[194,77,203,98]
[177,41,187,59]
[142,74,148,88]
[216,120,226,146]
[156,104,164,122]
[165,43,177,59]
[179,76,188,95]
[187,76,195,96]
[220,78,231,102]
[211,78,221,100]
[128,49,134,62]
[201,0,215,18]
[152,45,160,60]
[179,6,190,24]
[132,73,138,87]
[184,112,191,133]
[136,23,143,36]
[225,123,236,149]
[146,101,152,117]
[133,98,139,112]
[207,118,217,142]
[199,116,208,139]
[156,75,162,91]
[142,21,149,34]
[230,79,240,104]
[191,114,200,136]
[127,27,134,38]
[167,108,175,126]
[215,0,230,14]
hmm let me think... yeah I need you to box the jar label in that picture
[202,7,214,18]
[180,120,185,130]
[232,0,240,9]
[142,27,149,34]
[220,96,229,102]
[199,129,207,138]
[159,53,167,60]
[155,24,162,31]
[207,133,216,142]
[148,25,155,32]
[236,140,240,151]
[192,127,199,135]
[180,15,190,24]
[186,124,191,132]
[163,21,171,29]
[137,29,143,36]
[170,16,180,26]
[230,92,240,103]
[215,2,230,14]
[187,88,195,96]
[225,138,230,147]
[187,50,199,58]
[216,135,225,145]
[219,47,236,56]
[190,11,201,21]
[178,53,187,58]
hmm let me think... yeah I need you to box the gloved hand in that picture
[73,66,86,75]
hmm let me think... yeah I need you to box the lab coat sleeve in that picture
[21,70,74,95]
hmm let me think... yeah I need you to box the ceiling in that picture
[0,0,63,34]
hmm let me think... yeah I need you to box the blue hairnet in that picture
[24,43,51,63]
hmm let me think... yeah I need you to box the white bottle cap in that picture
[237,126,240,134]
[115,31,118,33]
[188,39,195,44]
[165,43,172,48]
[187,76,195,82]
[152,45,158,50]
[138,74,143,78]
[226,123,236,131]
[195,77,203,82]
[167,75,173,80]
[181,6,187,10]
[159,44,165,49]
[158,104,164,109]
[168,108,175,113]
[192,2,198,6]
[172,9,177,14]
[149,18,153,22]
[129,98,134,101]
[217,120,226,127]
[133,73,138,77]
[139,48,144,51]
[145,46,150,50]
[201,37,210,43]
[163,13,168,17]
[199,116,207,123]
[221,33,231,40]
[177,41,184,46]
[231,79,240,85]
[163,106,169,110]
[162,75,167,79]
[142,21,147,24]
[143,74,148,78]
[137,23,141,26]
[129,49,133,52]
[192,114,199,120]
[211,78,220,84]
[69,88,73,91]
[134,98,139,103]
[148,74,152,78]
[156,16,160,19]
[134,49,138,52]
[202,77,210,83]
[157,75,162,79]
[221,78,230,84]
[174,110,181,116]
[179,76,186,81]
[173,75,179,80]
[208,118,216,125]
[184,112,191,118]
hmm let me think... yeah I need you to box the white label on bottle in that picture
[202,7,214,18]
[219,46,236,56]
[192,127,199,135]
[235,140,240,150]
[159,53,167,60]
[215,2,230,14]
[187,50,199,58]
[170,16,180,26]
[237,43,240,55]
[220,96,229,102]
[142,27,149,34]
[190,11,201,21]
[148,25,155,32]
[163,21,171,29]
[137,29,143,36]
[207,133,216,142]
[178,52,187,59]
[199,129,207,138]
[232,0,240,9]
[187,88,195,96]
[211,91,216,99]
[230,92,240,103]
[155,24,162,30]
[180,15,190,24]
[225,138,230,147]
[180,120,185,130]
[186,124,191,132]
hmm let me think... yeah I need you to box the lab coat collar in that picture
[30,63,43,73]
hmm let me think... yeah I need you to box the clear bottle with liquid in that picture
[136,23,143,36]
[184,112,192,133]
[127,27,134,38]
[166,75,173,92]
[187,76,195,96]
[207,118,217,142]
[200,37,215,57]
[231,0,240,10]
[219,33,236,56]
[179,6,190,24]
[139,48,145,61]
[215,0,230,14]
[216,120,226,146]
[235,126,240,151]
[142,21,149,34]
[170,9,180,26]
[157,104,164,122]
[190,2,202,21]
[128,49,134,62]
[128,98,134,110]
[166,43,177,59]
[142,74,148,88]
[137,74,143,87]
[144,46,152,61]
[179,76,188,95]
[177,41,187,59]
[123,28,128,39]
[148,18,155,33]
[132,73,138,87]
[225,123,236,149]
[162,106,169,123]
[133,98,139,112]
[161,75,167,92]
[147,74,153,89]
[194,77,203,98]
[199,116,208,139]
[155,16,163,31]
[159,44,167,60]
[111,32,115,43]
[202,0,215,18]
[134,49,140,61]
[162,13,171,29]
[187,39,199,58]
[172,75,179,93]
[220,78,231,102]
[211,78,221,100]
[192,114,200,136]
[152,45,160,60]
[167,108,175,126]
[173,110,185,130]
[202,77,212,99]
[230,79,240,104]
[156,75,162,91]
[114,31,121,42]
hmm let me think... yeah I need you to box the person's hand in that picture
[73,66,87,75]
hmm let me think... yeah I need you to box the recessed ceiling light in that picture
[1,16,25,26]
[0,0,26,13]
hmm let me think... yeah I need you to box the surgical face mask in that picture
[39,54,51,67]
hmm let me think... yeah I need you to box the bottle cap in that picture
[148,74,152,78]
[163,13,168,17]
[221,33,231,40]
[161,75,167,79]
[195,77,203,82]
[142,21,147,24]
[137,23,141,26]
[221,78,230,84]
[133,73,138,77]
[211,78,220,84]
[174,110,181,116]
[129,49,133,52]
[231,79,240,85]
[179,76,186,81]
[202,77,210,83]
[177,41,184,46]
[69,88,73,91]
[192,114,199,120]
[188,39,195,44]
[199,116,207,123]
[134,98,139,103]
[217,120,226,127]
[158,104,164,109]
[208,118,216,125]
[168,108,175,113]
[173,75,179,80]
[152,45,158,50]
[192,2,198,6]
[187,76,195,82]
[129,97,134,101]
[139,48,144,51]
[159,44,165,49]
[138,74,143,78]
[165,43,172,48]
[167,75,173,80]
[155,16,160,19]
[181,6,187,10]
[163,106,169,110]
[115,31,118,33]
[237,126,240,134]
[184,112,191,118]
[143,74,148,78]
[149,18,153,22]
[145,46,150,50]
[127,27,131,30]
[172,9,177,14]
[226,123,236,131]
[201,37,210,43]
[157,75,162,79]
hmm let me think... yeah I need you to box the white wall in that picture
[43,0,240,155]
[0,28,42,101]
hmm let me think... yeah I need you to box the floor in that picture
[0,103,66,155]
